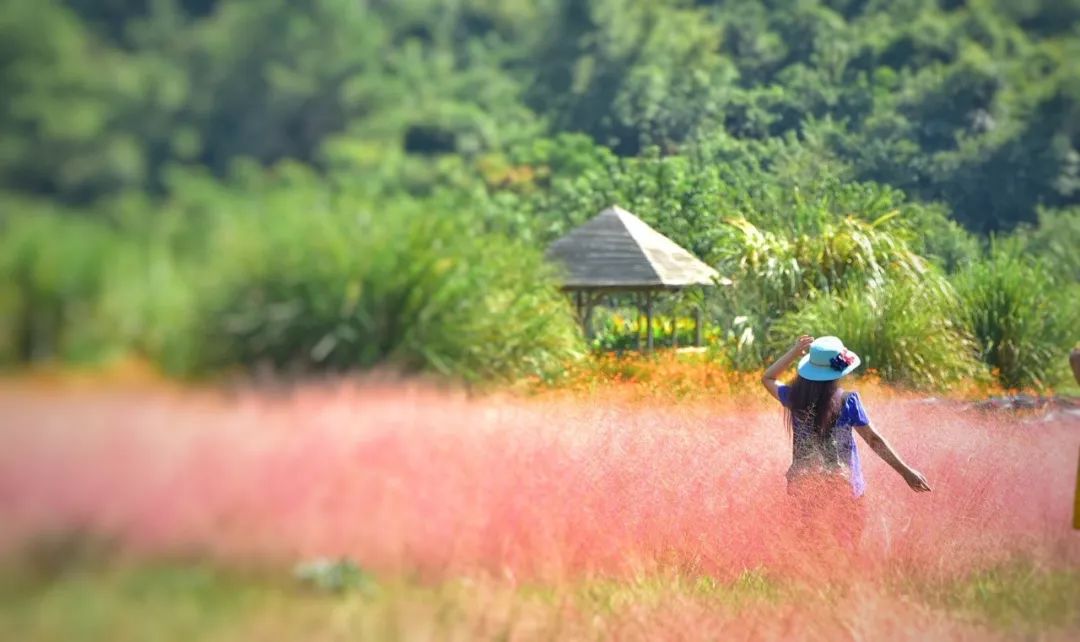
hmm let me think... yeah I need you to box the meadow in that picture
[4,3,1080,640]
[2,372,1077,641]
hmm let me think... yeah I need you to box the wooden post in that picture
[645,290,654,353]
[694,305,704,347]
[583,292,594,341]
[634,292,643,351]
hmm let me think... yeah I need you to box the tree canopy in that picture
[3,0,1079,232]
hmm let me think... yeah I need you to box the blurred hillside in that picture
[5,0,1080,231]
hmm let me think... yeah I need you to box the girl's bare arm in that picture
[855,423,932,492]
[761,335,814,401]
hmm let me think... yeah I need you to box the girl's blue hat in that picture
[797,336,861,381]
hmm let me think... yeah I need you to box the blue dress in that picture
[777,384,869,498]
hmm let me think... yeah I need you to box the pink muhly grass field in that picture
[0,381,1076,584]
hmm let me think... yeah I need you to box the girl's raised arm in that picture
[761,335,814,401]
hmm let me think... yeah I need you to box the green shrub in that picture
[768,279,983,390]
[711,211,937,370]
[163,177,583,382]
[718,213,930,312]
[901,203,981,273]
[0,205,125,365]
[95,235,198,371]
[953,243,1079,390]
[1014,206,1080,283]
[0,171,585,384]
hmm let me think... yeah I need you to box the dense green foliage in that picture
[1,0,1077,388]
[953,242,1080,389]
[770,280,982,389]
[0,204,122,364]
[5,0,1079,231]
[169,172,582,381]
[0,170,583,383]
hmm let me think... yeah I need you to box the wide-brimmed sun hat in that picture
[797,336,861,381]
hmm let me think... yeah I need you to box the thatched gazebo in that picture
[545,205,724,351]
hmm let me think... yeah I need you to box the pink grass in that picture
[0,381,1076,583]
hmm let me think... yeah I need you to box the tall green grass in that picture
[952,242,1079,390]
[716,213,930,319]
[0,204,126,366]
[712,212,946,373]
[175,209,581,381]
[0,171,584,383]
[148,171,583,382]
[769,279,983,389]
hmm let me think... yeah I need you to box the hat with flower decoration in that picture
[797,336,861,381]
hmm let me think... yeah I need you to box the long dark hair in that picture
[785,375,843,444]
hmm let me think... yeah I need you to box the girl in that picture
[761,335,931,546]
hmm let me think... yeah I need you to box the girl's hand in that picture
[792,335,814,355]
[903,468,932,492]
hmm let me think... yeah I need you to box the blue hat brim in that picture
[797,353,861,381]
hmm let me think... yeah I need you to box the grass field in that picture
[1,376,1077,641]
[3,558,1078,641]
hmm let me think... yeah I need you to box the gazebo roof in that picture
[545,205,721,290]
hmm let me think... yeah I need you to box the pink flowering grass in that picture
[0,380,1076,586]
